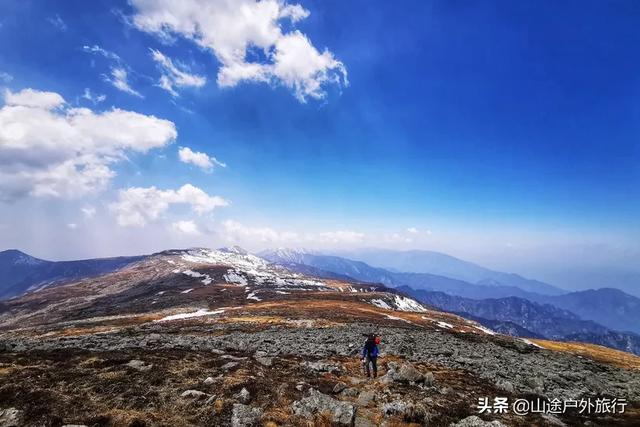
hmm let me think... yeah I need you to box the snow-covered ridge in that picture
[178,248,329,290]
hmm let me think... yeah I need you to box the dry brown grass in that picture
[531,339,640,370]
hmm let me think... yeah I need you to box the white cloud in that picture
[150,49,206,97]
[47,14,67,31]
[105,68,143,98]
[316,230,365,244]
[67,223,78,229]
[82,88,106,104]
[407,227,419,234]
[221,220,364,245]
[110,184,229,227]
[82,206,96,219]
[0,88,176,200]
[130,0,347,102]
[222,220,290,242]
[5,88,65,109]
[0,72,13,83]
[178,146,226,172]
[82,45,121,61]
[171,220,201,235]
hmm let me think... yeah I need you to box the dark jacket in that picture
[361,339,379,358]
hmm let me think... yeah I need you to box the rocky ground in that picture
[0,249,639,426]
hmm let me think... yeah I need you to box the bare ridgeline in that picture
[0,248,639,426]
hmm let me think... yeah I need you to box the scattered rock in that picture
[292,389,355,426]
[541,414,567,426]
[0,408,21,427]
[356,390,376,407]
[495,380,514,394]
[332,382,347,394]
[180,390,208,399]
[341,387,359,397]
[231,404,263,427]
[302,360,340,374]
[126,359,152,372]
[235,387,251,404]
[387,362,425,383]
[450,415,507,427]
[354,416,376,427]
[381,400,428,423]
[255,356,273,366]
[221,361,239,371]
[424,371,435,386]
[204,376,215,386]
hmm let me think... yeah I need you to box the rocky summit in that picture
[0,248,639,426]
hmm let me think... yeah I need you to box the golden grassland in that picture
[531,339,640,370]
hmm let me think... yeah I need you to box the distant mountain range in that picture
[262,248,640,353]
[260,249,550,300]
[334,248,566,295]
[399,287,640,355]
[0,249,144,299]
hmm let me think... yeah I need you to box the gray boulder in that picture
[221,361,239,371]
[356,390,376,407]
[235,387,251,404]
[293,389,356,426]
[450,415,507,427]
[126,359,153,372]
[0,408,21,427]
[231,404,263,427]
[302,360,341,374]
[381,400,428,423]
[333,382,347,394]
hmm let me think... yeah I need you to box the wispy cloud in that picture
[47,14,67,31]
[82,88,106,104]
[103,68,143,98]
[82,45,144,98]
[0,72,13,83]
[150,49,206,97]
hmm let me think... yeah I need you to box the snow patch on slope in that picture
[394,295,427,312]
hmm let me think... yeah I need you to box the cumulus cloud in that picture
[110,184,229,227]
[171,220,201,235]
[130,0,347,102]
[5,88,65,109]
[178,146,226,172]
[407,227,418,234]
[0,88,176,200]
[104,67,143,98]
[150,49,206,97]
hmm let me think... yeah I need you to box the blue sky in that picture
[0,0,639,293]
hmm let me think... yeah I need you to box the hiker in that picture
[361,334,380,378]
